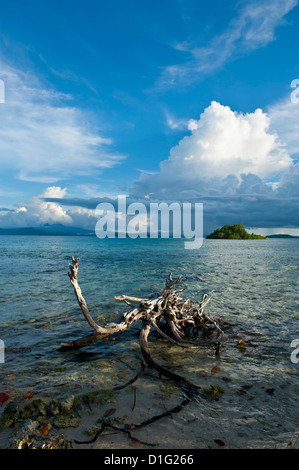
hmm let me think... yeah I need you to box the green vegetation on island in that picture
[206,224,266,240]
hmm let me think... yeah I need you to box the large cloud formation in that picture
[130,101,299,233]
[2,101,299,235]
[131,102,293,199]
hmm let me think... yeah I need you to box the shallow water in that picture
[0,236,298,448]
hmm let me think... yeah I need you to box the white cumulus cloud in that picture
[0,185,101,230]
[132,101,292,199]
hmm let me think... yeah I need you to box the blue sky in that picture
[0,0,299,235]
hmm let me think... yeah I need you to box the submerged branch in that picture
[60,256,227,393]
[58,256,232,446]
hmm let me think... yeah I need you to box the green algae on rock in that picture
[0,402,19,428]
[49,396,75,415]
[20,398,47,420]
[53,415,81,428]
[202,385,224,400]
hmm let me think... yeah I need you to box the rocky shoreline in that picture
[0,388,118,449]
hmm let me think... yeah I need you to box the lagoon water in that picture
[0,235,298,448]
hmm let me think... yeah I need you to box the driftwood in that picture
[58,256,230,446]
[59,257,226,393]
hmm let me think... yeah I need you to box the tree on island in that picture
[206,224,266,239]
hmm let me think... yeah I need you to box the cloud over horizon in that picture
[1,100,299,234]
[129,101,299,233]
[0,186,98,229]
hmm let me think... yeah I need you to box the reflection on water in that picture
[0,236,298,448]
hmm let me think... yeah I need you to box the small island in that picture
[206,223,266,240]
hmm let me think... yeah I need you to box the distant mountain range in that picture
[0,224,95,236]
[266,234,299,238]
[0,224,298,238]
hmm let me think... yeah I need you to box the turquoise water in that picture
[0,236,298,448]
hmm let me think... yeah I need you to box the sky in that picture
[0,0,299,236]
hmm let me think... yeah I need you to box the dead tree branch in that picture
[59,256,227,393]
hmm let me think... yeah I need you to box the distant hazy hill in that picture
[206,224,266,240]
[42,224,94,235]
[0,224,94,236]
[0,227,49,235]
[266,234,299,238]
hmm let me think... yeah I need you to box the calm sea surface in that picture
[0,236,298,448]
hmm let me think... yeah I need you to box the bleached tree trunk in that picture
[59,257,226,392]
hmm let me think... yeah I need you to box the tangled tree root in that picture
[59,257,229,388]
[58,257,230,445]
